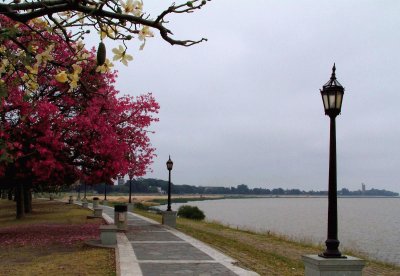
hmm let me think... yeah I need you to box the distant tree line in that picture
[338,188,398,197]
[74,178,399,197]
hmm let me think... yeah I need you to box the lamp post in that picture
[166,156,173,211]
[319,64,345,258]
[128,176,133,204]
[303,66,365,272]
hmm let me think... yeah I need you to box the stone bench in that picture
[100,225,118,246]
[93,208,102,217]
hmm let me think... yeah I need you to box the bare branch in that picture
[0,0,210,46]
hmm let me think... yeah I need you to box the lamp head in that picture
[166,155,173,171]
[320,64,345,117]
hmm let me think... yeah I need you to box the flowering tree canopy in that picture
[0,15,159,217]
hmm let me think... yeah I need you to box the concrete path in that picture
[96,204,258,276]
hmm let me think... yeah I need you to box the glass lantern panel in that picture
[322,94,329,110]
[336,92,343,109]
[167,161,173,170]
[328,94,336,109]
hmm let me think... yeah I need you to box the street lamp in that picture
[166,156,173,211]
[319,64,345,258]
[128,175,133,204]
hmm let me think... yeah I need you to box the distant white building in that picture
[117,177,125,186]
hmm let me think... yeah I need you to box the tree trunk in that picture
[23,185,32,213]
[15,182,25,219]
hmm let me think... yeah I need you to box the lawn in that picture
[0,199,115,276]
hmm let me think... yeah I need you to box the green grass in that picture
[0,200,94,227]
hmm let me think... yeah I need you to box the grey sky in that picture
[92,1,400,192]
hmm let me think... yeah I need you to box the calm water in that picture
[170,197,400,265]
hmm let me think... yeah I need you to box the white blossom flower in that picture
[112,45,133,66]
[96,59,114,73]
[120,0,135,14]
[138,26,153,41]
[138,26,154,50]
[99,26,116,40]
[120,0,143,16]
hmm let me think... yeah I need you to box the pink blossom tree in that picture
[0,15,159,218]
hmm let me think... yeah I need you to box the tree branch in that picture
[0,0,210,46]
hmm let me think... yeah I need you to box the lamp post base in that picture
[162,211,177,228]
[319,239,344,258]
[302,255,365,276]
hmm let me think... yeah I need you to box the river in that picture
[168,197,400,265]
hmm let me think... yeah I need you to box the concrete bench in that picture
[93,208,103,217]
[100,225,118,246]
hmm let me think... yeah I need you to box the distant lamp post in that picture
[166,156,173,211]
[319,63,345,258]
[104,183,107,201]
[129,176,133,204]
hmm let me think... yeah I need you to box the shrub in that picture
[177,205,205,220]
[135,202,149,210]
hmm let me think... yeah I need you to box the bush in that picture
[135,202,149,210]
[177,205,205,220]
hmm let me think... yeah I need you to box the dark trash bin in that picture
[114,204,128,231]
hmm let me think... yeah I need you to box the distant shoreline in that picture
[136,194,400,206]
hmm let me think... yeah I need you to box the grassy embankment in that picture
[134,207,400,276]
[0,199,115,276]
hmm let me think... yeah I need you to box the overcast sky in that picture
[91,1,400,192]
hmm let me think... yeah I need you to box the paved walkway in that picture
[91,203,258,276]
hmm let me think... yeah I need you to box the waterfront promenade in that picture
[93,203,258,276]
